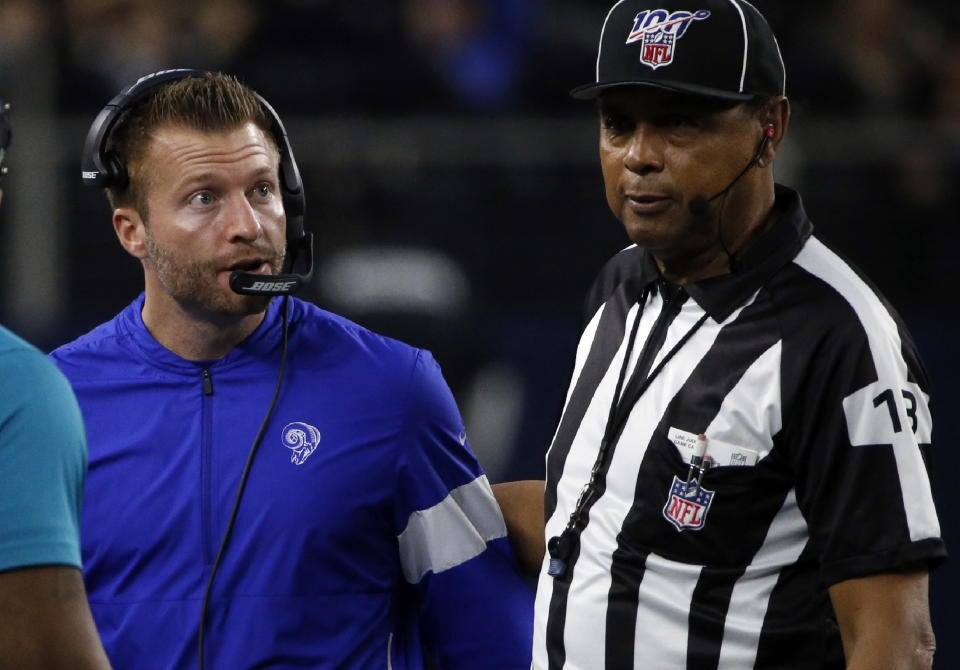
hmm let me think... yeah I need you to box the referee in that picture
[493,1,945,668]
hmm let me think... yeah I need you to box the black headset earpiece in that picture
[80,69,200,189]
[80,68,312,292]
[250,90,306,250]
[102,151,127,190]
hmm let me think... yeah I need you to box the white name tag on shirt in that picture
[668,427,759,467]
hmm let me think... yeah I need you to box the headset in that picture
[80,68,313,295]
[687,124,776,217]
[0,98,11,179]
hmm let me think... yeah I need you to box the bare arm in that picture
[492,480,546,577]
[0,565,112,670]
[829,570,935,670]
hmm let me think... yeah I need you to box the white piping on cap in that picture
[774,31,786,95]
[594,0,787,97]
[596,0,631,80]
[737,0,788,95]
[726,0,750,92]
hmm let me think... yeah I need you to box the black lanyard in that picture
[548,285,710,577]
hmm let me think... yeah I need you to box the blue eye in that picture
[190,192,214,206]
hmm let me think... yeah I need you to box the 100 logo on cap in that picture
[626,9,711,69]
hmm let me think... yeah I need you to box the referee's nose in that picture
[622,122,666,176]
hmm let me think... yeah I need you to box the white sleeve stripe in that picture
[398,475,507,584]
[795,238,940,542]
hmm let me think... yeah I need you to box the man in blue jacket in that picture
[52,70,533,669]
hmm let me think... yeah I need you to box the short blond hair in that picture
[104,72,274,218]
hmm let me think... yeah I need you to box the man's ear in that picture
[758,96,791,167]
[113,207,148,260]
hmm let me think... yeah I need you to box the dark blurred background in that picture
[0,0,956,663]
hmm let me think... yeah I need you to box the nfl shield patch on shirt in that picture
[663,475,714,531]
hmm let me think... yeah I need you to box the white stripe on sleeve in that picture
[398,475,507,583]
[796,238,940,542]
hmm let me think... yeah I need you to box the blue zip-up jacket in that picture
[51,295,533,669]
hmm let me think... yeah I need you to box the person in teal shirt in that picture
[0,96,111,669]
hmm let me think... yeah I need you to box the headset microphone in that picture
[688,124,775,217]
[229,233,314,296]
[686,194,711,218]
[227,91,313,297]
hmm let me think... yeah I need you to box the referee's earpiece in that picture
[756,124,775,167]
[687,123,777,216]
[760,124,775,151]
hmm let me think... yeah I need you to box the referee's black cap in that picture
[571,0,786,102]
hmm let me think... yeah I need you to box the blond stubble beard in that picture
[143,226,285,318]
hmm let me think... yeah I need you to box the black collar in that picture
[637,184,814,322]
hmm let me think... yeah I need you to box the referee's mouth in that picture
[626,193,672,215]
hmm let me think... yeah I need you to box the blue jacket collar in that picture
[116,293,286,372]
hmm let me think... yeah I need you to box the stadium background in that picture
[0,0,956,665]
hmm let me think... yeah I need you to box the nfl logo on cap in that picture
[626,9,711,69]
[570,0,786,103]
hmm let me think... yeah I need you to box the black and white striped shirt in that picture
[533,186,945,669]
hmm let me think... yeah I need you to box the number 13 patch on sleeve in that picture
[843,380,932,447]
